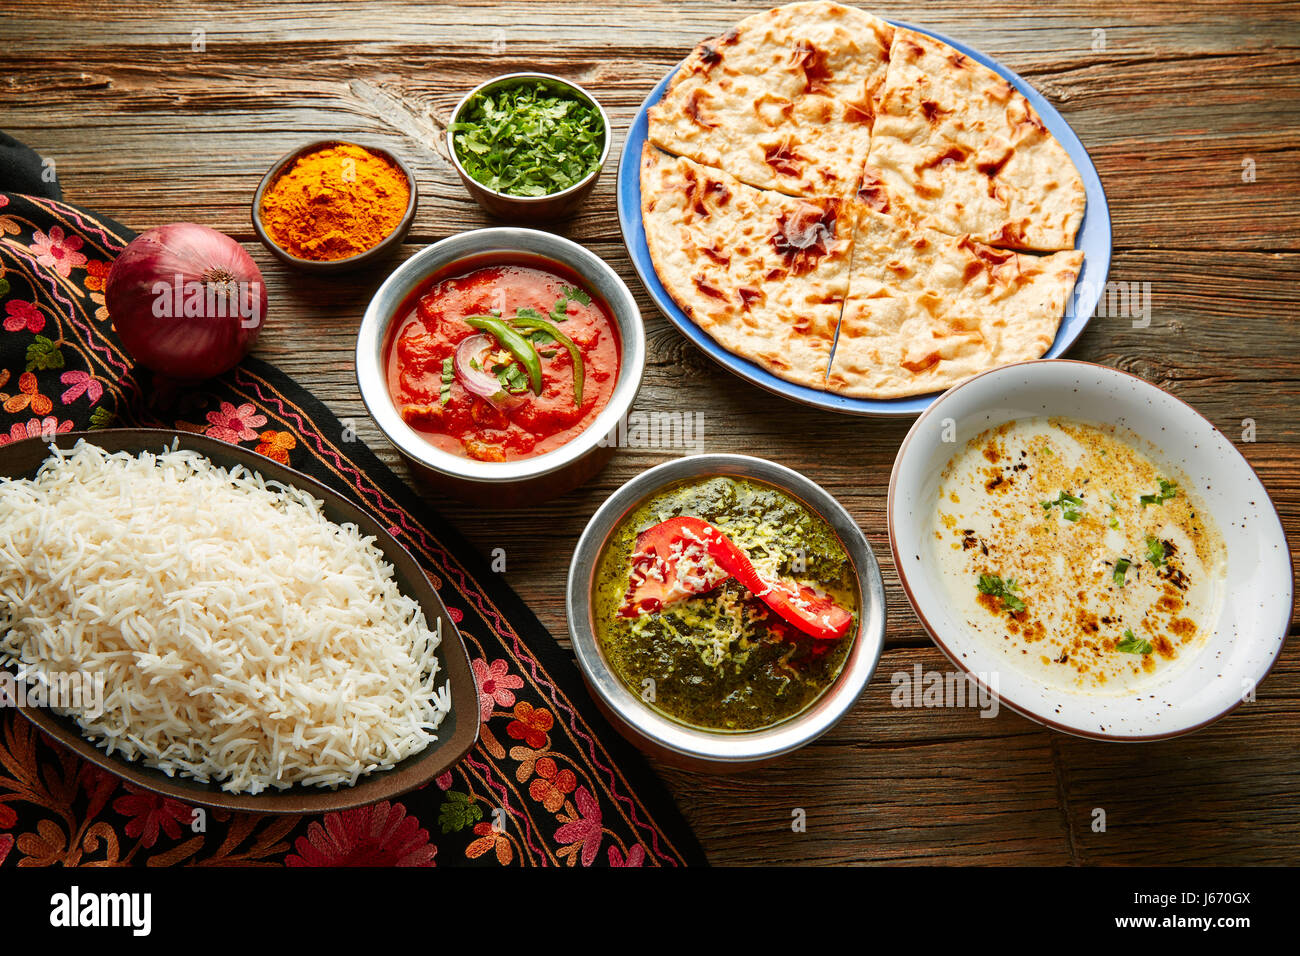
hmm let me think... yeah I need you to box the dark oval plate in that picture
[0,429,478,813]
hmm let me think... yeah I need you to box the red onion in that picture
[454,334,507,406]
[106,223,267,380]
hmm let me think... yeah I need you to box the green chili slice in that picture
[510,313,584,406]
[464,314,542,395]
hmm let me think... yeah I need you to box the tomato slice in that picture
[618,516,853,641]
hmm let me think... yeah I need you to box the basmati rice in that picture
[0,440,449,794]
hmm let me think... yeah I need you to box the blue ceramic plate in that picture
[616,19,1112,417]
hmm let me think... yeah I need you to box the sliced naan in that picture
[865,26,1086,251]
[826,201,1084,398]
[647,1,892,198]
[640,145,856,389]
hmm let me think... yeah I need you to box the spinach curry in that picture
[593,477,858,731]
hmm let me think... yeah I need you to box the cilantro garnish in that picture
[1139,478,1178,508]
[1116,629,1153,655]
[493,361,531,394]
[1042,490,1085,522]
[451,84,605,197]
[977,573,1026,613]
[439,357,454,406]
[1113,557,1131,586]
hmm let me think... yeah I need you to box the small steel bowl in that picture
[567,454,887,771]
[356,227,645,505]
[447,73,611,222]
[252,139,418,273]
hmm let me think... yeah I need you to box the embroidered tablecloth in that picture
[0,191,705,867]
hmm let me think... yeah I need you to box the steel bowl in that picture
[567,454,887,770]
[252,139,418,273]
[356,227,645,505]
[447,72,611,222]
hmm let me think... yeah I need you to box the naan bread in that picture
[826,202,1084,398]
[865,26,1086,251]
[640,145,856,389]
[641,3,1089,398]
[647,1,892,198]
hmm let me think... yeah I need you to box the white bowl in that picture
[889,359,1292,740]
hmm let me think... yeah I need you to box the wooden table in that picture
[4,0,1296,865]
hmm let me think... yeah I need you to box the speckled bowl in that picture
[889,359,1292,741]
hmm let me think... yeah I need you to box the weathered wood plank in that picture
[2,0,1296,866]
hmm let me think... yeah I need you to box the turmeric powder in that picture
[259,142,410,261]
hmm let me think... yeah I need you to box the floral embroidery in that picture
[506,701,554,750]
[3,300,43,335]
[286,801,437,867]
[83,260,111,322]
[0,194,698,870]
[529,756,577,813]
[2,373,53,416]
[30,225,87,278]
[204,401,267,443]
[609,843,645,867]
[465,822,513,865]
[254,428,296,464]
[555,786,604,866]
[0,416,71,447]
[0,416,73,446]
[59,369,103,405]
[472,658,524,722]
[112,788,193,849]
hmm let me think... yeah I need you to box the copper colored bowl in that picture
[447,73,611,222]
[252,138,418,273]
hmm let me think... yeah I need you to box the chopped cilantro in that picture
[493,361,531,394]
[1139,477,1178,508]
[1116,629,1153,655]
[1112,557,1131,586]
[976,573,1026,613]
[1042,490,1085,522]
[451,83,605,197]
[561,284,590,306]
[439,357,454,406]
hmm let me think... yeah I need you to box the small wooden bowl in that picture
[447,73,611,222]
[252,139,418,273]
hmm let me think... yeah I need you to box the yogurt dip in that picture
[929,417,1227,695]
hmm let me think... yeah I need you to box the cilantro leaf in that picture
[1116,629,1153,655]
[450,83,605,198]
[976,573,1027,613]
[1139,478,1178,508]
[1112,557,1132,586]
[1042,490,1085,522]
[439,357,454,406]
